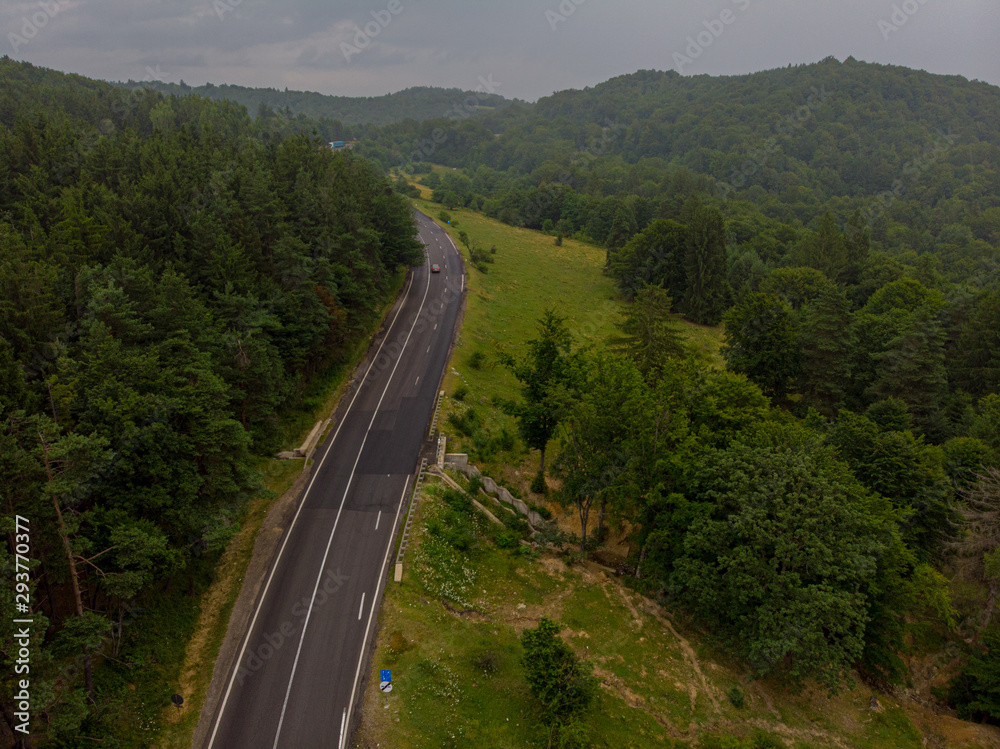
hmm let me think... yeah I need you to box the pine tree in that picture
[950,289,1000,397]
[843,209,871,285]
[604,204,638,261]
[608,285,686,377]
[497,310,581,484]
[722,292,800,399]
[682,197,728,325]
[792,212,848,281]
[799,287,854,415]
[868,307,948,438]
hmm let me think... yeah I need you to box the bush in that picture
[530,504,553,521]
[727,685,744,709]
[385,631,414,664]
[438,210,451,223]
[427,515,475,551]
[487,427,516,454]
[452,384,468,402]
[468,351,486,370]
[495,530,520,549]
[531,470,548,495]
[521,618,597,728]
[474,649,500,676]
[946,630,1000,723]
[446,406,480,436]
[441,488,473,513]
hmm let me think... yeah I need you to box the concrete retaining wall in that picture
[453,458,545,530]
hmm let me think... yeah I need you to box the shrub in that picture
[452,384,468,402]
[427,512,475,551]
[385,631,414,664]
[727,685,745,709]
[531,470,548,495]
[495,530,520,549]
[947,630,1000,723]
[474,649,500,676]
[446,406,480,436]
[468,351,486,370]
[531,504,553,521]
[438,210,451,223]
[521,618,597,729]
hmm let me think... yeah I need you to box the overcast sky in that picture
[4,0,998,101]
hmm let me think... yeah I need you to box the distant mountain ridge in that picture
[114,79,519,127]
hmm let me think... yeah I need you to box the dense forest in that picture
[0,58,423,745]
[117,80,515,129]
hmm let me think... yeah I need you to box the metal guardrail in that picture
[394,458,427,582]
[428,390,445,438]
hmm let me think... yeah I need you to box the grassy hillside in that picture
[355,477,998,748]
[409,188,624,486]
[408,178,723,492]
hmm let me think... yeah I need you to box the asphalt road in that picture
[204,212,464,749]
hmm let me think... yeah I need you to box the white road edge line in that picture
[206,259,420,749]
[339,709,346,748]
[271,260,432,748]
[357,592,365,621]
[341,479,411,749]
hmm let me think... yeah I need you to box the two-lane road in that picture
[204,212,463,748]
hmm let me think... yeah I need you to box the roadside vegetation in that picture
[356,475,948,748]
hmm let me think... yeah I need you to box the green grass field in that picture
[411,196,625,487]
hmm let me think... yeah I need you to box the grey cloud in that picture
[2,0,996,100]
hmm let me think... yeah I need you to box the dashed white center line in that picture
[375,510,381,530]
[358,592,365,621]
[415,376,420,385]
[433,324,437,330]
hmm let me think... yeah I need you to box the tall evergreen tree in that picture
[950,289,1000,398]
[497,310,581,486]
[843,208,872,286]
[722,292,800,399]
[868,307,948,438]
[681,197,729,325]
[799,287,854,415]
[608,285,686,378]
[790,212,848,281]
